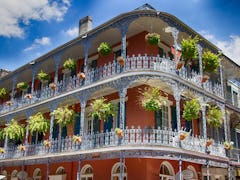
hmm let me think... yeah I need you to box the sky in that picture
[0,0,240,71]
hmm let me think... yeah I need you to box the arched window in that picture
[111,162,127,180]
[11,170,18,177]
[159,161,175,180]
[1,170,7,180]
[186,165,198,180]
[80,165,93,180]
[56,166,65,175]
[33,168,41,180]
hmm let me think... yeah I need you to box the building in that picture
[0,3,239,180]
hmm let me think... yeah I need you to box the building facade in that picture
[0,4,239,180]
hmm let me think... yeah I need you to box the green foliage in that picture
[63,58,77,71]
[182,99,201,121]
[28,112,50,136]
[181,36,199,61]
[0,128,4,140]
[145,32,161,45]
[202,50,221,72]
[3,119,25,140]
[52,105,75,127]
[206,106,223,128]
[37,70,50,81]
[139,86,167,111]
[17,82,29,90]
[90,97,115,120]
[97,42,112,56]
[0,87,8,99]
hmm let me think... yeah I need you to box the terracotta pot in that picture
[49,83,56,90]
[180,133,187,141]
[117,56,125,66]
[206,140,213,147]
[202,75,210,83]
[77,73,86,79]
[177,62,183,69]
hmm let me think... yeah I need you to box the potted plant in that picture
[49,83,57,90]
[17,82,29,91]
[206,106,223,128]
[182,98,201,121]
[43,139,51,148]
[18,144,26,152]
[139,86,167,112]
[224,141,234,150]
[201,75,210,83]
[177,61,184,70]
[115,128,123,138]
[27,112,50,144]
[98,42,112,56]
[180,36,199,68]
[117,56,125,66]
[6,100,13,106]
[89,97,115,120]
[24,94,32,100]
[202,50,221,73]
[206,139,213,147]
[179,131,188,141]
[73,135,82,143]
[37,70,50,83]
[77,72,86,79]
[0,148,5,154]
[63,58,77,72]
[0,87,8,99]
[3,119,25,141]
[145,32,160,46]
[52,105,75,150]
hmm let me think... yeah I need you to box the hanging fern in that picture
[202,50,221,72]
[182,99,201,121]
[206,106,223,128]
[3,119,25,141]
[97,42,112,56]
[180,36,199,61]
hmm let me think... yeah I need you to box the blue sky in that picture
[0,0,240,71]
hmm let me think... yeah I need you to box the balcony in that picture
[0,55,223,115]
[0,127,226,161]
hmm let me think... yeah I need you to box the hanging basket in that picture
[117,56,125,66]
[145,33,160,46]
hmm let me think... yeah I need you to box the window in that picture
[155,104,171,129]
[33,168,41,180]
[81,165,93,180]
[56,167,65,175]
[159,162,174,180]
[1,170,7,180]
[111,162,127,180]
[233,91,238,107]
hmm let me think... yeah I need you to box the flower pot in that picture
[6,101,12,106]
[77,73,86,79]
[49,83,56,90]
[206,139,213,147]
[117,56,125,66]
[179,132,188,141]
[177,62,183,70]
[115,128,123,138]
[24,94,32,100]
[201,75,210,83]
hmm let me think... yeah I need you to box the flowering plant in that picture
[49,83,56,90]
[224,141,234,150]
[98,42,112,56]
[17,82,29,91]
[77,72,86,79]
[179,131,188,141]
[206,139,213,147]
[115,128,123,138]
[43,140,51,148]
[63,58,76,71]
[73,135,82,143]
[37,70,50,82]
[18,145,26,152]
[6,101,13,106]
[24,94,32,99]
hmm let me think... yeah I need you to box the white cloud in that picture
[0,0,70,38]
[199,30,240,65]
[24,36,51,51]
[64,27,78,37]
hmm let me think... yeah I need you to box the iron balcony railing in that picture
[0,127,226,160]
[0,55,223,114]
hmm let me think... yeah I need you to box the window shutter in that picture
[61,126,67,138]
[74,112,80,135]
[155,109,162,128]
[93,116,100,133]
[104,115,113,132]
[52,124,59,139]
[31,132,36,144]
[171,106,177,130]
[185,120,192,132]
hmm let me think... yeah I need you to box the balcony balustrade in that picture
[0,55,223,114]
[0,127,226,160]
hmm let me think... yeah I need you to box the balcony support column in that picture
[49,102,59,141]
[120,26,128,59]
[4,116,12,152]
[24,109,34,146]
[80,101,86,134]
[219,63,224,97]
[118,88,127,129]
[221,105,228,141]
[11,75,18,100]
[30,64,39,94]
[173,91,181,131]
[53,53,62,84]
[197,44,203,78]
[201,104,207,139]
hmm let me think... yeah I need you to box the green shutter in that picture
[155,109,162,128]
[62,126,67,138]
[74,112,80,135]
[171,106,177,130]
[52,124,59,139]
[93,116,100,133]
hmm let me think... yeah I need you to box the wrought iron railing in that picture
[0,127,226,160]
[0,55,223,114]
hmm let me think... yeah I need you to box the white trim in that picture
[159,161,175,179]
[80,164,93,180]
[111,162,127,180]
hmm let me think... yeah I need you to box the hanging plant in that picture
[182,99,201,121]
[89,97,115,120]
[139,87,167,112]
[117,56,125,66]
[98,42,112,56]
[63,58,77,71]
[17,82,29,91]
[202,50,221,73]
[115,128,123,138]
[0,88,8,99]
[3,119,25,141]
[206,106,223,128]
[37,70,50,82]
[145,32,160,45]
[180,36,199,61]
